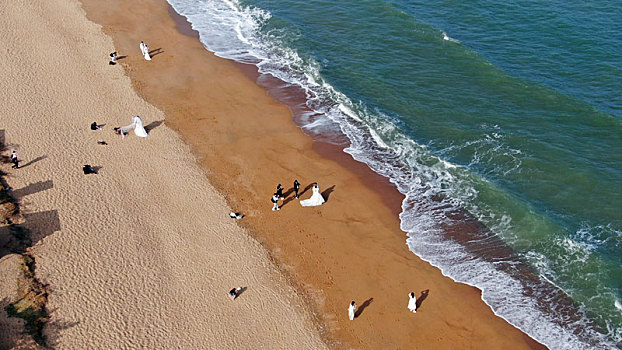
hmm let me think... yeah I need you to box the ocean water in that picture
[166,0,622,348]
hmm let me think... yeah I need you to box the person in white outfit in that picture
[408,292,417,313]
[300,183,325,207]
[271,194,280,211]
[140,41,151,61]
[348,301,357,320]
[10,151,19,169]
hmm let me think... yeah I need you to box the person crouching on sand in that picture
[109,52,117,65]
[91,121,102,130]
[271,194,280,211]
[229,287,242,300]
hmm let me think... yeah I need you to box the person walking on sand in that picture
[271,194,280,211]
[276,184,284,200]
[10,151,19,169]
[294,179,300,198]
[348,301,357,320]
[408,292,417,313]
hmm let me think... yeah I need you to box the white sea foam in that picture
[442,30,459,43]
[167,1,619,348]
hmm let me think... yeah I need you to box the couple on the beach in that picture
[139,41,151,61]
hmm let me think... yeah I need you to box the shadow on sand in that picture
[354,297,374,318]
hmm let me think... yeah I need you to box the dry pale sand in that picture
[0,0,328,348]
[73,0,547,349]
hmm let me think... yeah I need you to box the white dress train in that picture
[140,42,151,61]
[300,184,325,207]
[120,116,149,138]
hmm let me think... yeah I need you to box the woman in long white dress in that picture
[348,301,357,320]
[300,183,325,207]
[408,292,417,313]
[119,116,149,139]
[140,41,151,61]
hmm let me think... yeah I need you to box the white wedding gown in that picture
[140,42,151,61]
[120,116,149,138]
[408,293,417,313]
[300,184,325,207]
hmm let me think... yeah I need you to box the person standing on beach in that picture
[10,151,19,169]
[276,184,284,200]
[408,292,417,313]
[294,179,300,199]
[140,41,151,61]
[271,194,280,211]
[348,301,357,320]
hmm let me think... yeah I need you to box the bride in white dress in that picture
[407,292,417,313]
[140,41,151,61]
[300,183,325,207]
[120,116,149,139]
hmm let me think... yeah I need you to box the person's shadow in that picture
[144,120,164,134]
[283,188,295,198]
[299,183,314,198]
[149,48,164,57]
[321,185,335,202]
[19,155,47,169]
[416,290,429,310]
[354,297,373,318]
[281,195,296,208]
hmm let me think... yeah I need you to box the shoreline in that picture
[164,3,559,347]
[49,0,546,348]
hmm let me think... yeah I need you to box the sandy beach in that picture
[0,0,548,348]
[0,0,326,348]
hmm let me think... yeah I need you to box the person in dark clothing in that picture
[275,184,284,200]
[91,122,102,130]
[82,164,97,175]
[109,52,117,65]
[228,287,242,300]
[293,179,300,199]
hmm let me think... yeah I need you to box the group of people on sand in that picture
[103,38,426,322]
[109,40,152,65]
[348,292,419,321]
[271,180,325,211]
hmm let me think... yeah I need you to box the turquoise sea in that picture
[167,0,621,348]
